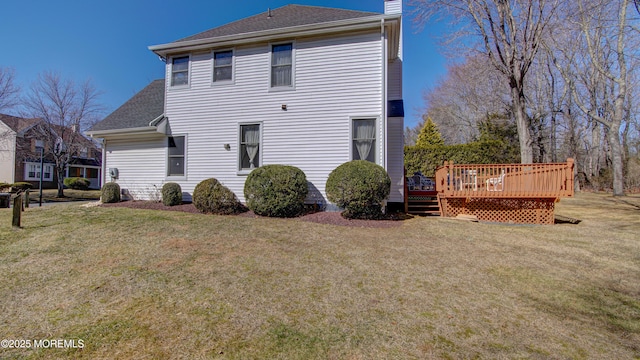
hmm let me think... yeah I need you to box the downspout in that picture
[381,18,388,171]
[101,138,107,186]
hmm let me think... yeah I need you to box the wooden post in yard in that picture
[12,195,22,228]
[24,189,29,208]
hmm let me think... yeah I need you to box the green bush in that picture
[162,182,183,206]
[101,182,121,203]
[326,160,391,219]
[244,165,308,218]
[64,177,90,190]
[11,182,33,191]
[404,140,520,178]
[193,178,246,215]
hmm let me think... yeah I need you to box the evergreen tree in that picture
[415,117,445,147]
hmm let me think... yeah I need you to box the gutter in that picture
[150,14,401,58]
[86,126,163,138]
[86,114,167,138]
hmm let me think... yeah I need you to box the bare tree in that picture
[23,71,102,197]
[412,0,560,163]
[561,0,636,195]
[423,55,511,144]
[0,67,20,112]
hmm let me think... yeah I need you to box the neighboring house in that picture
[88,0,404,209]
[0,114,102,189]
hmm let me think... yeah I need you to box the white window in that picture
[171,56,189,86]
[167,136,185,176]
[24,162,54,181]
[271,43,293,88]
[239,124,261,171]
[213,50,233,82]
[352,119,376,163]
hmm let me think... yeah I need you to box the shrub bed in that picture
[326,160,391,219]
[162,182,183,206]
[101,182,121,203]
[244,165,308,218]
[193,178,246,215]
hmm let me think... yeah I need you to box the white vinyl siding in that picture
[163,31,383,204]
[103,137,167,200]
[387,117,404,203]
[0,127,16,183]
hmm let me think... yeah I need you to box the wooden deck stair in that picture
[406,190,440,216]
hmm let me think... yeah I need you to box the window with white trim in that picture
[213,50,233,82]
[24,162,54,181]
[271,43,293,88]
[167,136,185,176]
[239,124,261,170]
[352,119,376,163]
[171,56,189,86]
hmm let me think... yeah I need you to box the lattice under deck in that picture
[438,197,556,224]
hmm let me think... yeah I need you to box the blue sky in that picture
[1,0,446,129]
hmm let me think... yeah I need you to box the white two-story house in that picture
[89,0,404,210]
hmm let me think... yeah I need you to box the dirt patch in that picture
[100,200,404,228]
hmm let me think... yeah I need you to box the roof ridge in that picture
[171,4,381,44]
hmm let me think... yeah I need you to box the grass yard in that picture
[24,189,102,203]
[0,193,638,359]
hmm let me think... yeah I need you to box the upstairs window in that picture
[271,43,292,88]
[213,50,233,82]
[171,56,189,86]
[167,136,185,176]
[352,119,376,163]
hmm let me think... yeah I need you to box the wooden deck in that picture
[422,159,575,224]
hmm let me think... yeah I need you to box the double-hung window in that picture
[271,43,293,88]
[171,56,189,86]
[213,50,233,82]
[167,136,185,176]
[24,162,53,181]
[239,124,261,170]
[352,119,376,163]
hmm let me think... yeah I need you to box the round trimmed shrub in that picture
[64,177,90,190]
[162,182,183,206]
[244,165,308,218]
[193,178,246,215]
[326,160,391,219]
[101,182,121,203]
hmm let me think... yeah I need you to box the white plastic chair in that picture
[486,170,505,191]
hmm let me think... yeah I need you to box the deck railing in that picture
[434,158,574,199]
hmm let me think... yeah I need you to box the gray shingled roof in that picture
[90,79,165,131]
[0,114,41,134]
[175,4,380,43]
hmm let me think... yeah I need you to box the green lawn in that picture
[0,193,638,359]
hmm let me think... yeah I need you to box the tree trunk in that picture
[57,167,65,198]
[511,85,533,163]
[608,128,625,195]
